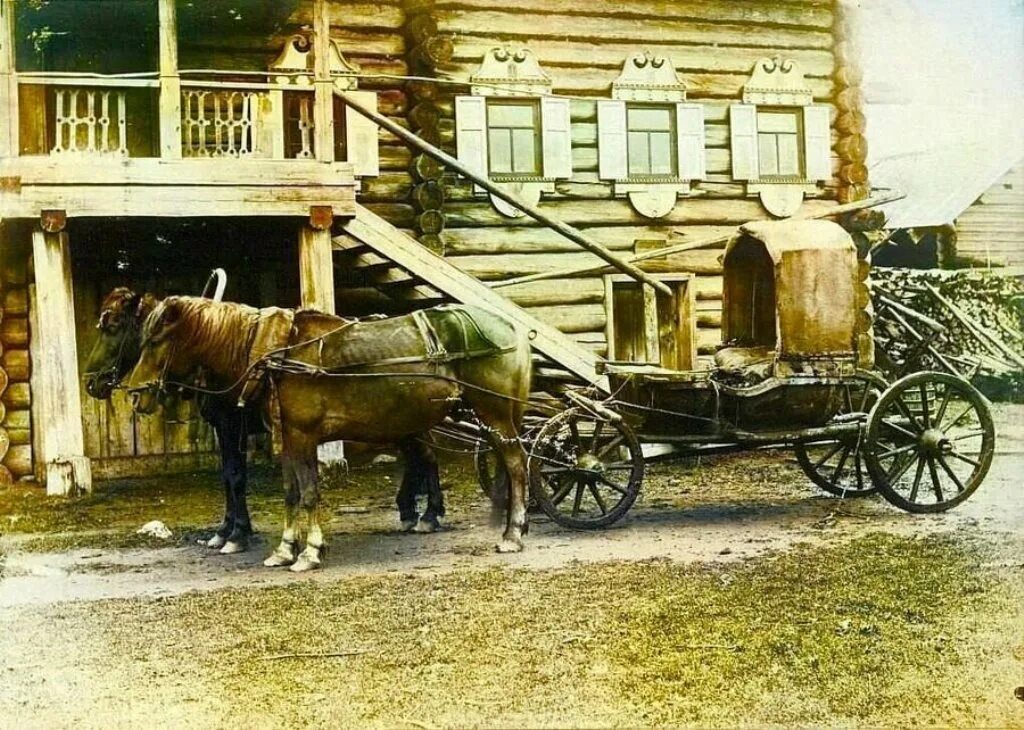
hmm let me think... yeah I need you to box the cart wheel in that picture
[528,407,644,529]
[794,372,887,498]
[864,372,995,513]
[474,436,508,503]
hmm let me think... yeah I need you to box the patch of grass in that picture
[11,532,1020,728]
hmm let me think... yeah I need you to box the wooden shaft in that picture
[299,224,336,314]
[338,90,674,297]
[312,0,335,162]
[493,191,907,289]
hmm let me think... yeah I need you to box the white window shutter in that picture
[345,90,380,178]
[729,104,759,181]
[455,95,488,180]
[597,100,628,181]
[676,103,706,181]
[541,96,572,179]
[803,105,832,181]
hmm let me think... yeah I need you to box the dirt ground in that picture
[1,405,1022,728]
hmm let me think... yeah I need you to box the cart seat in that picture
[713,345,775,385]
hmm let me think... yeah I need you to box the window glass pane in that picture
[489,128,513,173]
[511,128,537,173]
[628,107,672,131]
[777,133,801,176]
[757,111,798,134]
[489,103,534,128]
[628,131,651,174]
[649,132,674,175]
[758,133,779,176]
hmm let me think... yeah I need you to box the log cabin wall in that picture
[408,0,854,360]
[0,224,32,482]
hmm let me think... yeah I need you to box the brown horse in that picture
[125,296,532,571]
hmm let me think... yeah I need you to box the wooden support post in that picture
[312,0,335,162]
[0,0,18,158]
[298,210,335,314]
[158,0,181,159]
[30,221,92,495]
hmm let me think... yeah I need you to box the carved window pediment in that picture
[268,34,360,91]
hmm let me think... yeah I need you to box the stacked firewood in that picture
[872,268,1024,387]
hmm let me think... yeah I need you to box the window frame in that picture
[755,106,805,181]
[625,102,678,180]
[485,98,543,180]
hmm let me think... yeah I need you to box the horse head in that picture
[126,296,192,414]
[84,287,158,400]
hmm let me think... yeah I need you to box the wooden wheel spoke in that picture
[602,462,635,471]
[588,483,610,515]
[568,420,582,447]
[550,477,575,506]
[571,479,586,517]
[943,403,976,432]
[541,465,572,476]
[830,445,852,487]
[854,453,865,491]
[812,441,844,469]
[894,397,925,433]
[934,383,954,426]
[926,456,944,502]
[949,429,986,442]
[886,450,920,484]
[596,434,625,459]
[843,384,854,414]
[935,453,966,493]
[908,456,926,502]
[881,419,918,441]
[947,450,981,469]
[918,384,931,428]
[597,474,629,494]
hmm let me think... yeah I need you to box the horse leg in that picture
[396,439,420,532]
[221,409,252,555]
[263,456,300,568]
[495,434,528,553]
[203,414,235,550]
[291,452,324,572]
[412,440,444,534]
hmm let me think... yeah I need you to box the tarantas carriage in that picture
[524,219,996,529]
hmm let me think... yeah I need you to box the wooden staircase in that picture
[335,204,609,392]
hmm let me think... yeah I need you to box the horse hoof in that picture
[495,539,523,554]
[204,534,227,549]
[219,539,247,555]
[289,555,321,573]
[263,543,297,568]
[412,518,439,534]
[400,520,419,533]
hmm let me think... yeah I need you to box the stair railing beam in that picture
[337,90,673,298]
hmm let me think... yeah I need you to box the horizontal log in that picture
[363,203,417,229]
[449,249,723,279]
[1,258,28,286]
[2,288,28,316]
[2,382,30,409]
[0,317,28,347]
[3,443,32,477]
[287,3,405,31]
[7,427,30,446]
[443,225,662,255]
[436,0,835,29]
[503,278,606,307]
[443,198,839,228]
[3,408,30,430]
[359,173,415,202]
[1,349,27,380]
[438,12,835,50]
[525,303,606,334]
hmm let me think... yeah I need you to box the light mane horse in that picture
[126,296,532,570]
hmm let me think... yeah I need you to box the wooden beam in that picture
[312,0,335,162]
[299,222,336,314]
[30,225,91,495]
[338,91,673,297]
[158,0,182,159]
[0,0,18,158]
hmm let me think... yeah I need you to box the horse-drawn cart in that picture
[516,220,996,529]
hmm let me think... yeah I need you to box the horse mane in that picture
[144,296,260,379]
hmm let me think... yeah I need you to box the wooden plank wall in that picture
[955,166,1024,267]
[422,0,844,357]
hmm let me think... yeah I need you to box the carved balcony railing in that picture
[181,88,264,158]
[50,87,129,157]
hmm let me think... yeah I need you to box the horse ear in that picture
[135,293,158,322]
[161,297,182,324]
